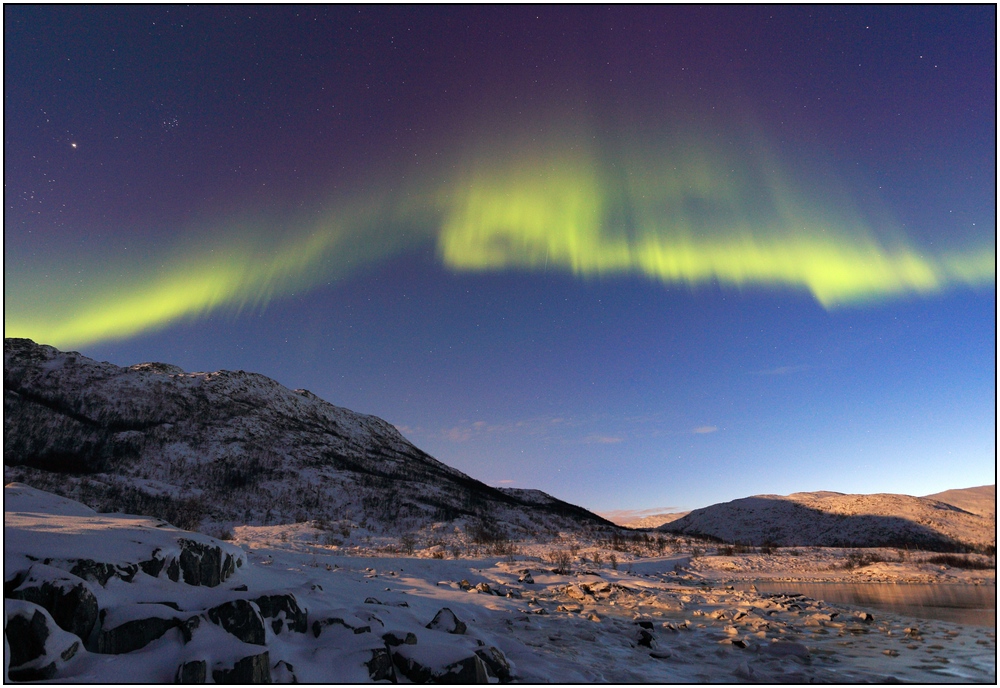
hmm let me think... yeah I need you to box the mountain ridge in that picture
[4,338,613,537]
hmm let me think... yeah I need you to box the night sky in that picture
[5,6,995,514]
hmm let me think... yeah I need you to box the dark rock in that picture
[180,615,201,643]
[365,647,395,682]
[636,620,654,630]
[207,600,266,645]
[139,554,166,578]
[383,630,418,646]
[312,616,371,638]
[442,656,489,684]
[475,582,493,594]
[5,601,80,682]
[426,608,466,634]
[272,660,296,683]
[94,611,182,654]
[6,605,50,667]
[69,559,136,586]
[365,596,408,608]
[252,593,307,634]
[232,584,248,591]
[178,539,235,587]
[212,651,271,684]
[637,629,656,648]
[518,572,534,584]
[7,564,99,642]
[475,646,512,682]
[175,659,207,683]
[392,648,489,684]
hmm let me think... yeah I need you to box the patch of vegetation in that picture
[548,550,572,574]
[926,554,994,570]
[842,550,886,570]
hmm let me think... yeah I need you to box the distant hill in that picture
[659,489,995,552]
[4,338,613,537]
[598,510,691,529]
[924,485,995,521]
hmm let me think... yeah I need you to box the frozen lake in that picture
[737,581,996,627]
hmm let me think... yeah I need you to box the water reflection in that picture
[735,582,996,627]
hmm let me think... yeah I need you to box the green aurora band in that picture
[5,131,994,348]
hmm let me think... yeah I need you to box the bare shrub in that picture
[549,550,572,574]
[843,550,885,570]
[927,554,993,570]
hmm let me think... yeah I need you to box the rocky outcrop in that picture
[475,646,513,682]
[175,659,207,683]
[212,651,271,684]
[5,564,99,643]
[426,607,466,634]
[390,642,490,683]
[207,600,266,645]
[312,612,377,638]
[91,604,199,654]
[251,593,307,634]
[4,600,81,682]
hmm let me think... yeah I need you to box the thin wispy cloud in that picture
[584,434,624,445]
[753,364,811,376]
[692,425,718,434]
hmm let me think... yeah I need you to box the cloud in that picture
[753,364,811,376]
[692,425,718,434]
[583,434,624,444]
[497,479,515,484]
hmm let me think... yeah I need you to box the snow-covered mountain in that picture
[4,338,612,537]
[659,489,996,552]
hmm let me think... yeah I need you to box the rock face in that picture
[390,643,490,684]
[212,652,271,684]
[207,600,267,646]
[660,490,996,550]
[4,338,613,535]
[4,600,82,681]
[251,593,308,635]
[5,564,99,642]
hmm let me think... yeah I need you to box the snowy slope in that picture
[659,490,995,551]
[5,486,994,683]
[4,338,612,537]
[924,485,996,522]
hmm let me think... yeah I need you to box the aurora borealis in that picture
[4,6,995,511]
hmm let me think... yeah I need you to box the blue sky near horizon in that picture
[5,6,995,512]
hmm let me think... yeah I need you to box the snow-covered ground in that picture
[5,485,995,683]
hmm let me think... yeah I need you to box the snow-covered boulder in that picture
[4,599,82,681]
[5,564,99,643]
